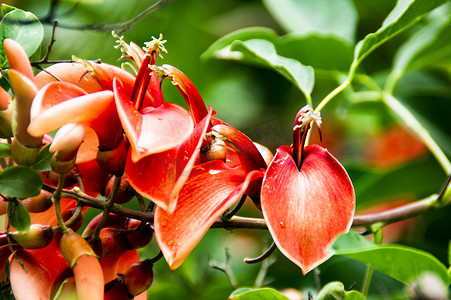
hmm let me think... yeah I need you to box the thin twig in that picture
[244,242,277,264]
[44,0,169,34]
[209,248,238,289]
[224,194,246,219]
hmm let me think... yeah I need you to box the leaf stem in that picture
[314,79,350,113]
[381,92,451,175]
[53,173,69,233]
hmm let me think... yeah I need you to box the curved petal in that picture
[29,82,113,135]
[3,38,34,81]
[34,62,135,94]
[28,82,121,149]
[155,163,262,270]
[162,64,208,124]
[72,255,104,300]
[125,109,213,212]
[114,77,194,161]
[9,237,70,299]
[9,69,40,146]
[261,144,355,274]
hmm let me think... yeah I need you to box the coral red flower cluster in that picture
[0,35,355,298]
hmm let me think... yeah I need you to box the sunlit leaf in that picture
[230,39,314,98]
[0,166,42,198]
[391,13,451,81]
[262,0,357,44]
[7,198,31,233]
[0,142,11,158]
[352,0,450,72]
[0,7,44,67]
[317,282,365,300]
[31,143,52,172]
[333,232,450,285]
[229,288,290,300]
[202,27,353,72]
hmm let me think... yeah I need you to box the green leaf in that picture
[390,13,451,83]
[262,0,357,44]
[317,282,365,300]
[0,4,16,16]
[7,198,30,233]
[230,39,314,98]
[229,288,254,298]
[229,288,290,300]
[31,143,53,173]
[351,0,450,74]
[202,27,353,73]
[0,142,11,158]
[333,232,450,285]
[0,166,42,198]
[0,7,44,68]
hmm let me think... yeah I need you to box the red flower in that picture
[260,105,355,274]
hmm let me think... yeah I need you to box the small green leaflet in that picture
[317,282,364,300]
[229,288,290,300]
[0,165,42,198]
[7,198,31,233]
[351,0,451,73]
[0,6,44,68]
[0,143,11,158]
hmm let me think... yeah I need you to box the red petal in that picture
[155,162,262,270]
[125,109,213,212]
[114,78,194,161]
[162,64,208,124]
[261,144,355,274]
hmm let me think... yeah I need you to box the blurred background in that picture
[2,0,451,298]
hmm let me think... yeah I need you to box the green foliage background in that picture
[2,0,451,299]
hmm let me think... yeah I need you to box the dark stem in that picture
[292,123,310,170]
[93,176,122,241]
[149,251,164,264]
[244,242,277,264]
[223,194,247,219]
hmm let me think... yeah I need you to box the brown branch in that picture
[42,173,451,232]
[44,0,169,34]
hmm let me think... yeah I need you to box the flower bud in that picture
[123,259,154,297]
[103,175,135,204]
[60,229,97,268]
[126,219,153,250]
[0,87,13,138]
[99,227,128,257]
[96,138,128,176]
[10,224,53,249]
[21,190,53,213]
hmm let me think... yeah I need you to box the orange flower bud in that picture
[126,219,153,250]
[21,190,53,213]
[123,259,154,297]
[103,175,135,204]
[10,224,54,249]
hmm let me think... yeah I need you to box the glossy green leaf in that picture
[262,0,357,44]
[229,288,290,300]
[7,198,30,233]
[352,0,450,73]
[202,27,353,72]
[0,4,16,16]
[333,232,450,285]
[229,39,314,98]
[0,166,42,198]
[31,143,52,172]
[0,142,11,158]
[389,12,451,85]
[0,7,44,67]
[317,282,365,300]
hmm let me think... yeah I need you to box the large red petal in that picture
[125,109,213,212]
[114,78,194,161]
[261,144,355,274]
[155,162,262,270]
